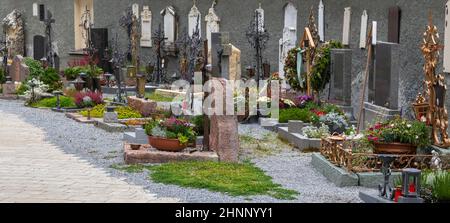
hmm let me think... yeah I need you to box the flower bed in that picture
[79,104,142,119]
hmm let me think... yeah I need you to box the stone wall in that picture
[0,0,448,117]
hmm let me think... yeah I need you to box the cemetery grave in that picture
[0,0,449,205]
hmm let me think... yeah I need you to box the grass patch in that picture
[110,164,147,173]
[30,96,76,108]
[148,161,298,200]
[239,133,288,158]
[145,92,175,102]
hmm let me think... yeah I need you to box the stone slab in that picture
[124,144,219,164]
[288,120,309,134]
[358,172,401,188]
[311,153,359,187]
[154,89,204,99]
[278,127,321,151]
[127,96,158,117]
[65,112,100,124]
[95,120,134,133]
[51,107,84,113]
[123,128,149,145]
[363,102,400,129]
[259,117,279,132]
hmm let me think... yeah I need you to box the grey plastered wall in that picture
[0,0,448,118]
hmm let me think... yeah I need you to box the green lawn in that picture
[111,161,298,200]
[30,96,76,108]
[145,92,176,102]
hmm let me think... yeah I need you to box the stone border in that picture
[95,120,136,133]
[278,127,321,151]
[65,112,100,124]
[124,143,219,164]
[311,153,401,188]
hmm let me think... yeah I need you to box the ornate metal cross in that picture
[246,8,269,84]
[152,23,167,84]
[43,10,56,68]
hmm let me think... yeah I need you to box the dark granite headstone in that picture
[368,49,376,103]
[39,4,45,21]
[374,41,400,109]
[33,35,46,60]
[388,6,401,44]
[91,28,109,72]
[210,32,222,77]
[330,49,352,106]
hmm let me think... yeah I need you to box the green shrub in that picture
[79,104,142,119]
[16,82,29,95]
[279,108,318,123]
[191,115,204,135]
[30,96,76,108]
[0,68,5,84]
[63,67,82,80]
[116,106,142,119]
[24,58,62,92]
[24,57,45,78]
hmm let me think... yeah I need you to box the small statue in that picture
[430,150,442,170]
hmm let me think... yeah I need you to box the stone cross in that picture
[205,1,220,60]
[359,10,368,48]
[188,0,201,38]
[140,6,152,47]
[220,42,241,80]
[342,7,352,46]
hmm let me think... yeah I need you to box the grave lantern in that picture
[52,90,63,109]
[398,168,424,203]
[412,93,430,124]
[104,73,113,87]
[136,73,146,98]
[29,79,37,103]
[73,76,85,92]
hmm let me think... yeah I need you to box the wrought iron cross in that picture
[152,23,167,84]
[108,33,127,103]
[246,8,269,84]
[43,10,56,68]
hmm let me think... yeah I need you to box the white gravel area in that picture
[0,99,376,203]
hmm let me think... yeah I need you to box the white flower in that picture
[83,96,92,103]
[390,124,395,127]
[407,124,412,128]
[415,135,419,139]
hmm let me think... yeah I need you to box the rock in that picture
[127,96,157,117]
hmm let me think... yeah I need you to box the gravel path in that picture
[0,99,375,203]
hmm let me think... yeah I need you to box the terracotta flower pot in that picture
[373,142,417,155]
[148,136,187,152]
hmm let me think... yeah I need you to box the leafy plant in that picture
[30,96,76,108]
[191,115,204,135]
[144,117,196,145]
[284,47,305,92]
[79,104,105,118]
[115,106,142,119]
[319,112,348,133]
[365,117,431,147]
[0,68,5,84]
[74,91,103,108]
[310,40,343,93]
[279,108,318,123]
[24,57,62,92]
[63,66,82,80]
[302,123,330,138]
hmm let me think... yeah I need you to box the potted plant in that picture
[144,117,196,152]
[365,117,430,154]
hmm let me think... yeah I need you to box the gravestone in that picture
[342,7,352,46]
[210,32,223,76]
[330,49,352,106]
[2,10,25,59]
[161,6,177,45]
[205,1,220,59]
[221,43,241,80]
[91,28,108,72]
[359,10,368,49]
[33,35,46,60]
[140,6,152,47]
[188,2,201,37]
[318,0,325,42]
[388,6,401,44]
[278,3,297,78]
[373,41,400,109]
[10,55,29,82]
[444,0,450,72]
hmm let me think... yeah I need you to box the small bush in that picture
[116,106,142,119]
[16,82,29,95]
[279,108,318,123]
[79,104,105,118]
[74,91,103,108]
[31,96,76,108]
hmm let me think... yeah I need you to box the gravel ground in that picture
[0,99,375,203]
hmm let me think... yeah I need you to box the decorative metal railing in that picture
[320,137,450,173]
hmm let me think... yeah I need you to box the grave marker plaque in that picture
[388,6,401,43]
[33,35,46,60]
[330,49,352,105]
[374,41,400,109]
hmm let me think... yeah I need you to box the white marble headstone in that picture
[444,0,450,72]
[318,0,325,42]
[279,2,298,79]
[161,6,177,44]
[372,21,377,45]
[342,7,352,45]
[33,3,38,17]
[205,2,220,54]
[141,6,152,47]
[132,3,139,19]
[359,10,368,48]
[188,2,201,37]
